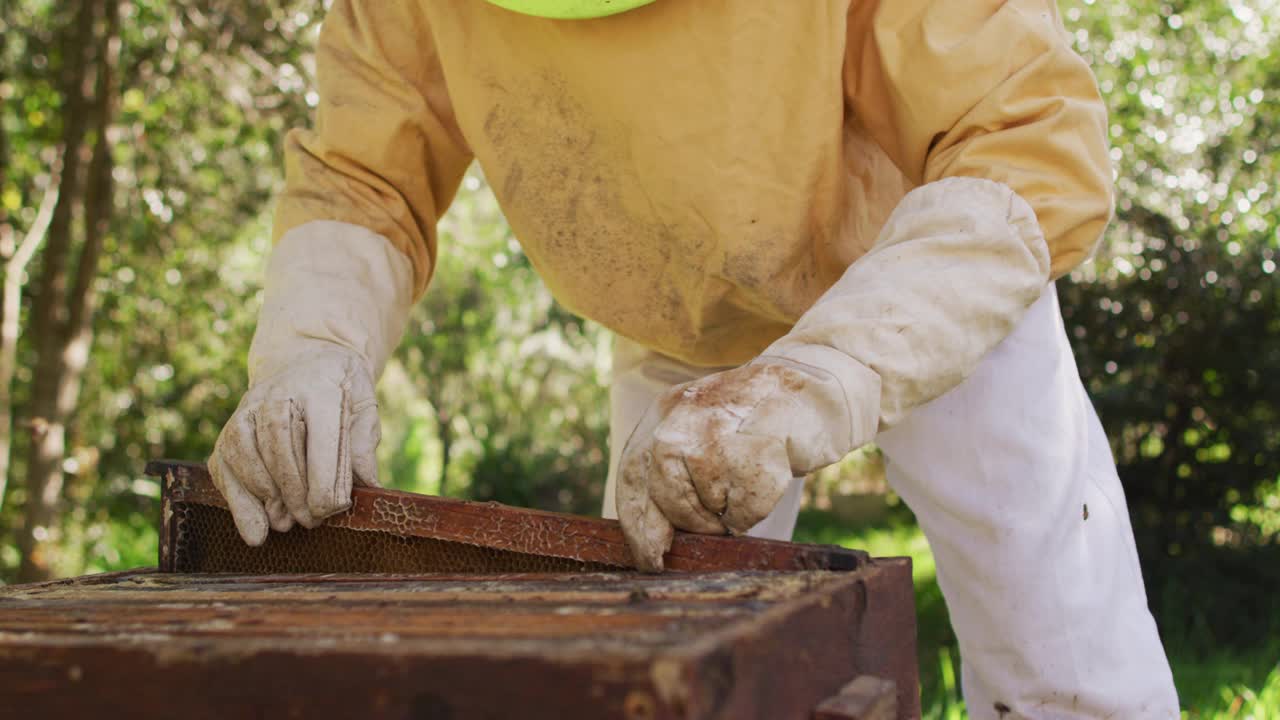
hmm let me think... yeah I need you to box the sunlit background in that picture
[0,1,1277,716]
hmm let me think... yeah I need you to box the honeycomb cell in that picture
[172,502,625,574]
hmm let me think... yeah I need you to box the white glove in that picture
[618,177,1052,571]
[616,357,879,570]
[210,221,414,546]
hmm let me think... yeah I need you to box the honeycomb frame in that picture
[148,459,868,574]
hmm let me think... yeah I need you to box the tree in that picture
[14,0,121,582]
[0,0,324,579]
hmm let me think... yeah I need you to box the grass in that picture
[792,508,1280,719]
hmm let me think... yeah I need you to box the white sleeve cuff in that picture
[250,220,416,382]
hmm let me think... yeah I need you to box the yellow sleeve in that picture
[845,1,1112,278]
[273,0,473,297]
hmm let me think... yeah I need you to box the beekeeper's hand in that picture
[616,357,879,572]
[209,221,414,546]
[617,178,1052,571]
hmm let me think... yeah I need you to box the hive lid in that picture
[0,564,917,719]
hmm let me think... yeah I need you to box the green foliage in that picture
[0,0,326,576]
[1056,0,1280,648]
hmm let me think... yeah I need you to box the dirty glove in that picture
[618,177,1052,570]
[616,356,878,570]
[210,221,414,546]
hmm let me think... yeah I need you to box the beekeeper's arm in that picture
[210,0,472,545]
[619,0,1112,570]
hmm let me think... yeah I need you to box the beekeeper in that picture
[209,1,1179,716]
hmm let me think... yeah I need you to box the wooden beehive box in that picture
[0,461,919,719]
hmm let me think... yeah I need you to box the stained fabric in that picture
[605,287,1180,717]
[274,0,1111,368]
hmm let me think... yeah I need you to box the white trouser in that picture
[603,286,1178,719]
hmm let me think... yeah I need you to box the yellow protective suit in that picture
[274,0,1111,368]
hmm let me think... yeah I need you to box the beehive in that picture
[0,565,916,719]
[0,461,920,718]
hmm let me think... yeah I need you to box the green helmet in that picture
[484,0,656,20]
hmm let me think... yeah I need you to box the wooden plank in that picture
[148,460,868,574]
[0,567,917,720]
[848,558,920,719]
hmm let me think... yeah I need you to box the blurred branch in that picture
[1118,202,1179,240]
[0,7,8,182]
[58,0,120,516]
[0,158,63,512]
[68,13,120,337]
[180,4,301,122]
[7,169,62,269]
